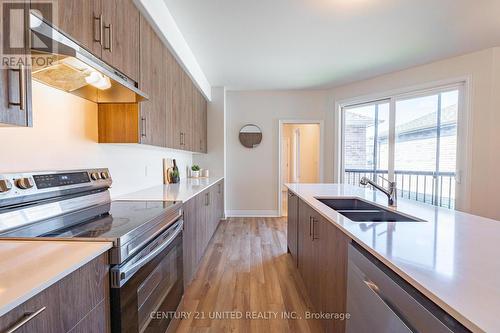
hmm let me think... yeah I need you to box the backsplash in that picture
[0,82,193,198]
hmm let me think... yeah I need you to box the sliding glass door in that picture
[342,84,463,208]
[343,100,389,187]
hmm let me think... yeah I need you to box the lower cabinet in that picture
[0,253,110,333]
[183,180,224,287]
[287,191,299,266]
[296,198,349,333]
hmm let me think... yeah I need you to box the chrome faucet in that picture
[360,176,397,207]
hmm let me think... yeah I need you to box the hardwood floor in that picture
[171,217,323,333]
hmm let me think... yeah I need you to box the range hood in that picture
[29,13,148,103]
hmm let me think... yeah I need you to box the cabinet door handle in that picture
[8,65,26,111]
[205,192,210,206]
[179,132,184,145]
[93,14,103,44]
[5,306,46,333]
[312,218,319,241]
[309,216,312,238]
[141,117,147,137]
[104,23,112,51]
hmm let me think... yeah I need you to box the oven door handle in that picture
[111,219,183,288]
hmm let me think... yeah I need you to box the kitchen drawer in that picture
[0,253,109,333]
[68,299,110,333]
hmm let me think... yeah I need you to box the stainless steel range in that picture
[0,169,184,332]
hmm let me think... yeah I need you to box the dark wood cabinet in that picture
[298,200,321,308]
[171,61,185,150]
[0,253,110,333]
[317,214,349,333]
[287,191,299,266]
[296,198,349,333]
[215,180,225,223]
[53,0,139,81]
[172,69,194,150]
[0,1,32,127]
[182,180,224,287]
[68,299,109,333]
[192,88,208,153]
[101,0,140,81]
[139,15,167,147]
[25,0,208,151]
[171,62,208,153]
[163,45,175,148]
[209,181,224,234]
[54,0,102,58]
[182,193,198,288]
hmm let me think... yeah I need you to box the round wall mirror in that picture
[239,124,262,148]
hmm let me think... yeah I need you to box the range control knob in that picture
[90,172,101,180]
[0,179,12,193]
[100,171,109,180]
[16,177,34,190]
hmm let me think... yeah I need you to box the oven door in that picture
[110,219,183,333]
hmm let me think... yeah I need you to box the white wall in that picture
[0,82,193,198]
[226,90,330,216]
[328,47,500,220]
[224,47,500,220]
[193,87,226,178]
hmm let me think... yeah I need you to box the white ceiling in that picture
[163,0,500,90]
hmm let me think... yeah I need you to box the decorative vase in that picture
[191,170,200,178]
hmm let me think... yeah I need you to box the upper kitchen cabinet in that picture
[171,61,192,150]
[101,0,140,82]
[98,3,207,153]
[50,0,139,82]
[193,88,208,153]
[54,0,103,58]
[0,1,32,127]
[139,15,167,147]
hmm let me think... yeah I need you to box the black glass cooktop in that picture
[1,200,180,241]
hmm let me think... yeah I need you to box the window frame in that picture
[334,78,471,211]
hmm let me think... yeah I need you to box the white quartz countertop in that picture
[286,183,500,333]
[0,240,112,317]
[116,177,224,202]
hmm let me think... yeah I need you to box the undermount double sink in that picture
[316,198,424,222]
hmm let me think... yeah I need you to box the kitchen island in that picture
[287,183,499,333]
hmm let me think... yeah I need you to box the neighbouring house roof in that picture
[378,104,457,138]
[344,112,374,126]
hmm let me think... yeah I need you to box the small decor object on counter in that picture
[191,165,200,178]
[202,169,210,178]
[163,158,171,184]
[167,159,180,184]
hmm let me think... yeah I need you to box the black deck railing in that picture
[344,168,455,209]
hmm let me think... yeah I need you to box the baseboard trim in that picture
[226,210,280,217]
